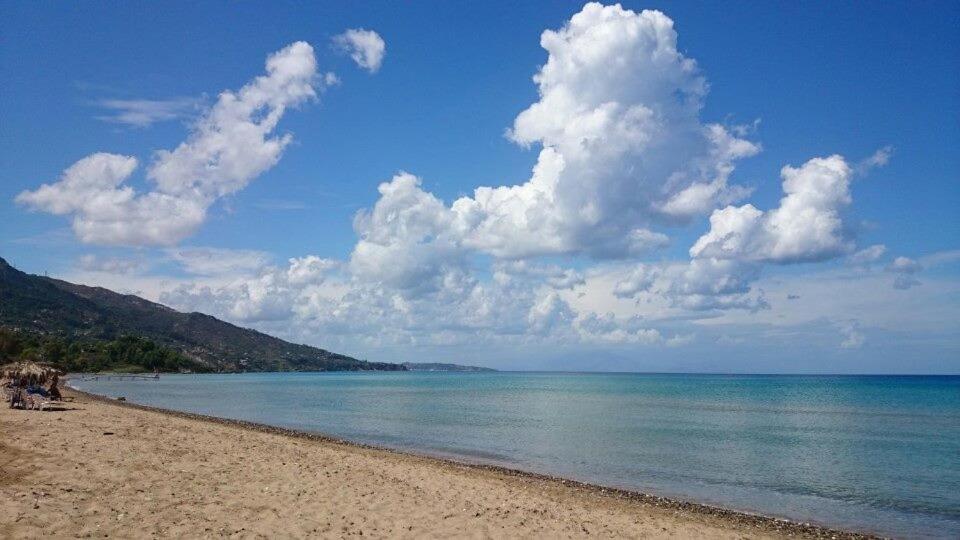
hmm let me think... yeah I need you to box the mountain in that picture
[402,362,496,372]
[0,257,405,372]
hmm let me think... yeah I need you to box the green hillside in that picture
[0,257,405,373]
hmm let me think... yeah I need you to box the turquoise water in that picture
[73,372,960,538]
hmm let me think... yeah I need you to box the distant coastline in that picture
[401,362,495,372]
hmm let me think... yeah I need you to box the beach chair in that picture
[22,392,38,410]
[27,393,57,411]
[4,387,25,409]
[1,387,12,408]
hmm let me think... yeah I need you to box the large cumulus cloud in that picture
[613,153,871,313]
[34,4,908,356]
[351,3,759,272]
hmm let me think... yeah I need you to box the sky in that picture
[2,1,958,373]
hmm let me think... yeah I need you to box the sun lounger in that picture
[31,394,59,410]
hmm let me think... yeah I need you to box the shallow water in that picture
[73,372,960,538]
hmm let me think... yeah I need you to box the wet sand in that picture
[0,390,879,539]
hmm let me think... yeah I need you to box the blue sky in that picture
[2,1,958,372]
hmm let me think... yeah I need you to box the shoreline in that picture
[63,386,882,539]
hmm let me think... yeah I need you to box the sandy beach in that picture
[1,390,877,539]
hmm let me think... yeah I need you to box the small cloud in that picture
[665,333,695,347]
[919,249,960,268]
[253,199,309,211]
[333,29,386,73]
[837,320,865,349]
[7,227,75,247]
[892,274,921,290]
[786,294,800,300]
[856,145,893,175]
[167,247,271,276]
[729,118,761,137]
[847,244,886,266]
[886,256,922,290]
[323,72,341,86]
[94,97,200,128]
[78,254,147,275]
[716,334,745,345]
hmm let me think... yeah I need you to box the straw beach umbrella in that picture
[1,361,63,386]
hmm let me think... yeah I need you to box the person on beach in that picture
[48,374,62,401]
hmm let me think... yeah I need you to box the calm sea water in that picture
[73,372,960,538]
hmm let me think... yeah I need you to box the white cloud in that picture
[287,255,340,286]
[155,245,675,349]
[24,5,949,368]
[78,254,147,275]
[856,145,893,175]
[17,41,321,247]
[349,173,466,296]
[691,155,855,264]
[610,258,767,312]
[161,254,339,323]
[95,97,199,127]
[138,247,960,358]
[445,3,758,260]
[493,260,585,290]
[167,247,271,276]
[333,29,386,73]
[837,320,866,349]
[665,333,695,347]
[252,198,309,211]
[162,277,295,322]
[612,150,888,313]
[888,256,922,273]
[574,312,661,344]
[336,1,761,310]
[887,256,922,289]
[14,152,207,246]
[20,5,782,350]
[663,259,767,311]
[612,264,659,299]
[627,259,954,346]
[527,292,575,335]
[919,250,960,268]
[147,41,319,200]
[146,6,895,354]
[847,244,887,266]
[15,153,139,217]
[323,72,341,86]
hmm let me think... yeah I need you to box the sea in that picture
[71,372,960,538]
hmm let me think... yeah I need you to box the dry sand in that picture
[1,390,877,539]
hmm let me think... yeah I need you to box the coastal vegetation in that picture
[0,328,210,373]
[0,257,405,372]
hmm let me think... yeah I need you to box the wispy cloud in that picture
[94,97,200,128]
[18,42,319,247]
[837,320,866,349]
[253,198,310,211]
[7,227,75,247]
[78,254,148,275]
[856,145,893,175]
[167,247,271,276]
